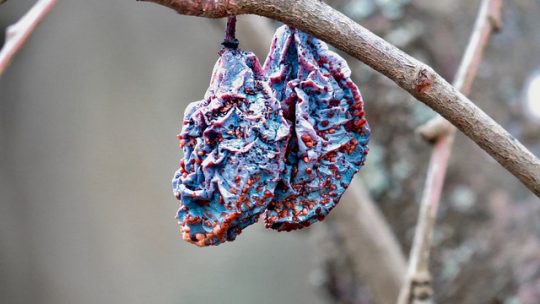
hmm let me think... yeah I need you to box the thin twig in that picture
[397,1,503,303]
[0,0,58,75]
[139,0,540,197]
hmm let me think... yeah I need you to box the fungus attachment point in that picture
[221,16,239,49]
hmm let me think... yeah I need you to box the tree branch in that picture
[329,178,407,303]
[0,0,58,75]
[139,0,540,197]
[397,1,503,303]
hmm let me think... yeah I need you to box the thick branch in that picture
[398,1,503,303]
[0,0,58,75]
[137,0,243,17]
[140,0,540,197]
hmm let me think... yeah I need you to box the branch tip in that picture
[0,0,58,75]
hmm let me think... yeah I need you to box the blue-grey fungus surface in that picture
[262,26,370,231]
[173,25,370,246]
[172,46,289,246]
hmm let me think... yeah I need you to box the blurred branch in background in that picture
[0,0,57,75]
[315,178,406,304]
[398,0,503,303]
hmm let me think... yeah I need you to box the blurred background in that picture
[1,0,539,304]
